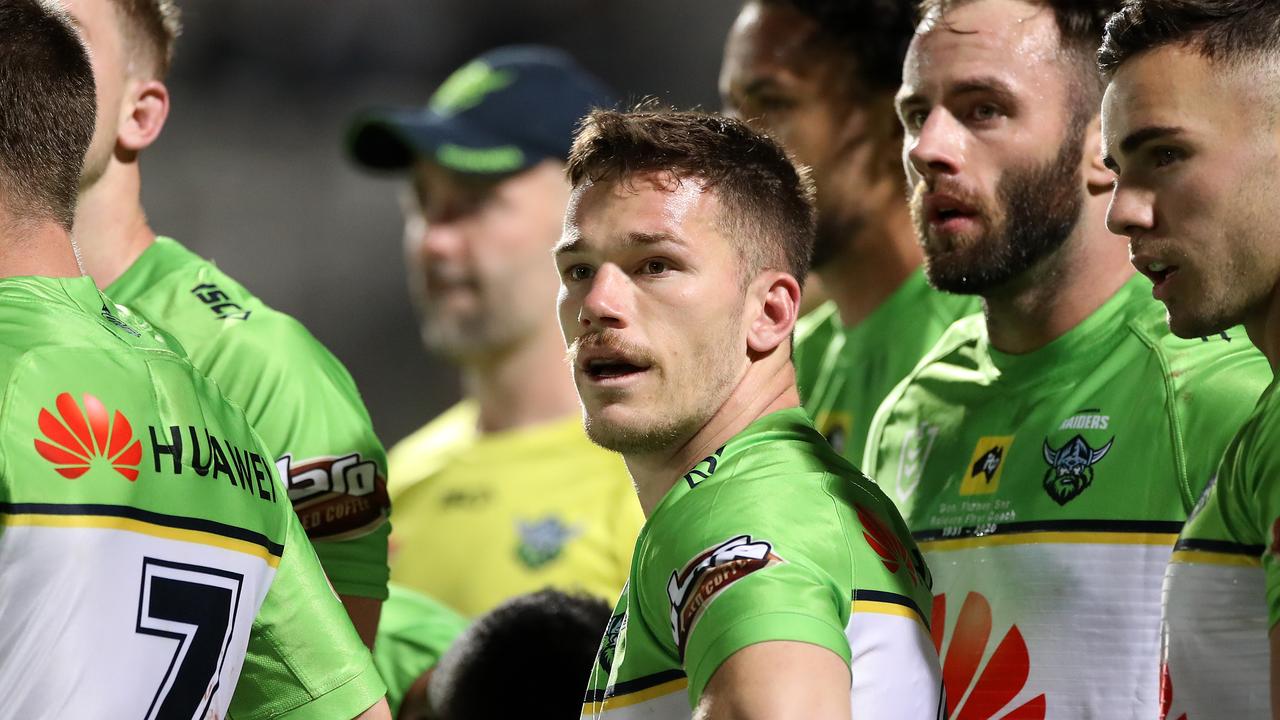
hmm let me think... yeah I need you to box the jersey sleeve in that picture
[639,474,852,705]
[1217,386,1280,628]
[229,508,387,720]
[1164,330,1270,512]
[207,315,392,601]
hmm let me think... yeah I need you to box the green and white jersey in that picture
[1161,378,1280,719]
[795,268,979,465]
[0,276,385,719]
[582,408,942,719]
[108,237,391,600]
[864,275,1268,719]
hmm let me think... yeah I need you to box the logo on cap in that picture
[429,60,515,115]
[34,392,142,481]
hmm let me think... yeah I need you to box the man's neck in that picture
[462,323,583,435]
[1244,282,1280,377]
[817,197,922,329]
[625,356,800,516]
[74,161,156,289]
[0,215,81,279]
[981,203,1134,355]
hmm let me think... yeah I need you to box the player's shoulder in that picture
[1122,291,1269,400]
[900,311,988,380]
[387,402,480,496]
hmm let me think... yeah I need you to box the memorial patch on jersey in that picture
[1041,434,1114,505]
[35,392,142,481]
[667,535,783,657]
[961,436,1013,496]
[277,453,389,540]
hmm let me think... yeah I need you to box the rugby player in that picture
[720,0,978,463]
[562,109,942,718]
[370,584,468,718]
[60,0,391,647]
[347,47,643,619]
[1099,1,1280,715]
[0,2,389,717]
[862,0,1270,715]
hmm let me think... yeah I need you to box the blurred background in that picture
[143,0,743,445]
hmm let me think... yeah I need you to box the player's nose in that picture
[579,264,629,330]
[1106,182,1156,239]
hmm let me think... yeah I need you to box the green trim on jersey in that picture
[0,276,384,719]
[583,408,937,714]
[863,274,1268,718]
[794,268,978,465]
[372,584,468,717]
[107,237,391,600]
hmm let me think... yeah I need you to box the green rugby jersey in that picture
[582,408,942,719]
[107,236,390,600]
[0,275,385,719]
[795,268,978,465]
[864,275,1268,719]
[1160,377,1280,719]
[372,583,469,717]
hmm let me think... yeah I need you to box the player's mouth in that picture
[1132,254,1180,300]
[576,347,653,388]
[923,193,981,236]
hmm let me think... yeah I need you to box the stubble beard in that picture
[581,308,744,459]
[914,119,1087,296]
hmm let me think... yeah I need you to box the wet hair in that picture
[757,0,917,98]
[426,590,613,720]
[567,107,817,285]
[918,0,1121,105]
[1098,0,1280,76]
[109,0,182,77]
[0,0,97,230]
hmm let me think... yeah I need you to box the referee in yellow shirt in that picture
[348,46,642,620]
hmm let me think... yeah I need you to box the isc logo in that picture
[34,392,142,481]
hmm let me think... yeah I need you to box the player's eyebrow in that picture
[1103,126,1185,172]
[896,76,1018,114]
[553,231,686,257]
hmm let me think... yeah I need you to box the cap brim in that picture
[347,108,540,176]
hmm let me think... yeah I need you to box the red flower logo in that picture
[932,592,1046,720]
[857,503,922,585]
[34,392,141,481]
[1159,663,1187,720]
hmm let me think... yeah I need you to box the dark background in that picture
[143,1,743,445]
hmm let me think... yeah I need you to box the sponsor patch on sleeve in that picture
[666,535,783,658]
[276,453,390,540]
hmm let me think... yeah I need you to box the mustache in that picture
[910,178,990,217]
[566,331,657,368]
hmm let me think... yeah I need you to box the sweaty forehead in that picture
[564,175,722,250]
[1104,46,1254,144]
[905,0,1061,90]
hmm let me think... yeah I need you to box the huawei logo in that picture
[857,504,926,587]
[34,392,142,481]
[931,592,1046,720]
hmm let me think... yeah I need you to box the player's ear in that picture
[746,270,801,354]
[1082,114,1113,194]
[117,78,170,154]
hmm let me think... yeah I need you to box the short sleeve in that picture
[229,511,386,720]
[207,317,392,601]
[1224,391,1280,628]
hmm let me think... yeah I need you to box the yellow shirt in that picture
[387,401,643,617]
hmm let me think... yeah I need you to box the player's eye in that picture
[1152,146,1186,169]
[902,109,929,132]
[640,260,669,276]
[969,103,1002,123]
[565,265,594,282]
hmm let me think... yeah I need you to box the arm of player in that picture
[354,698,392,720]
[343,594,384,650]
[694,641,851,720]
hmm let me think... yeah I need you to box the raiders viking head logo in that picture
[1042,434,1113,505]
